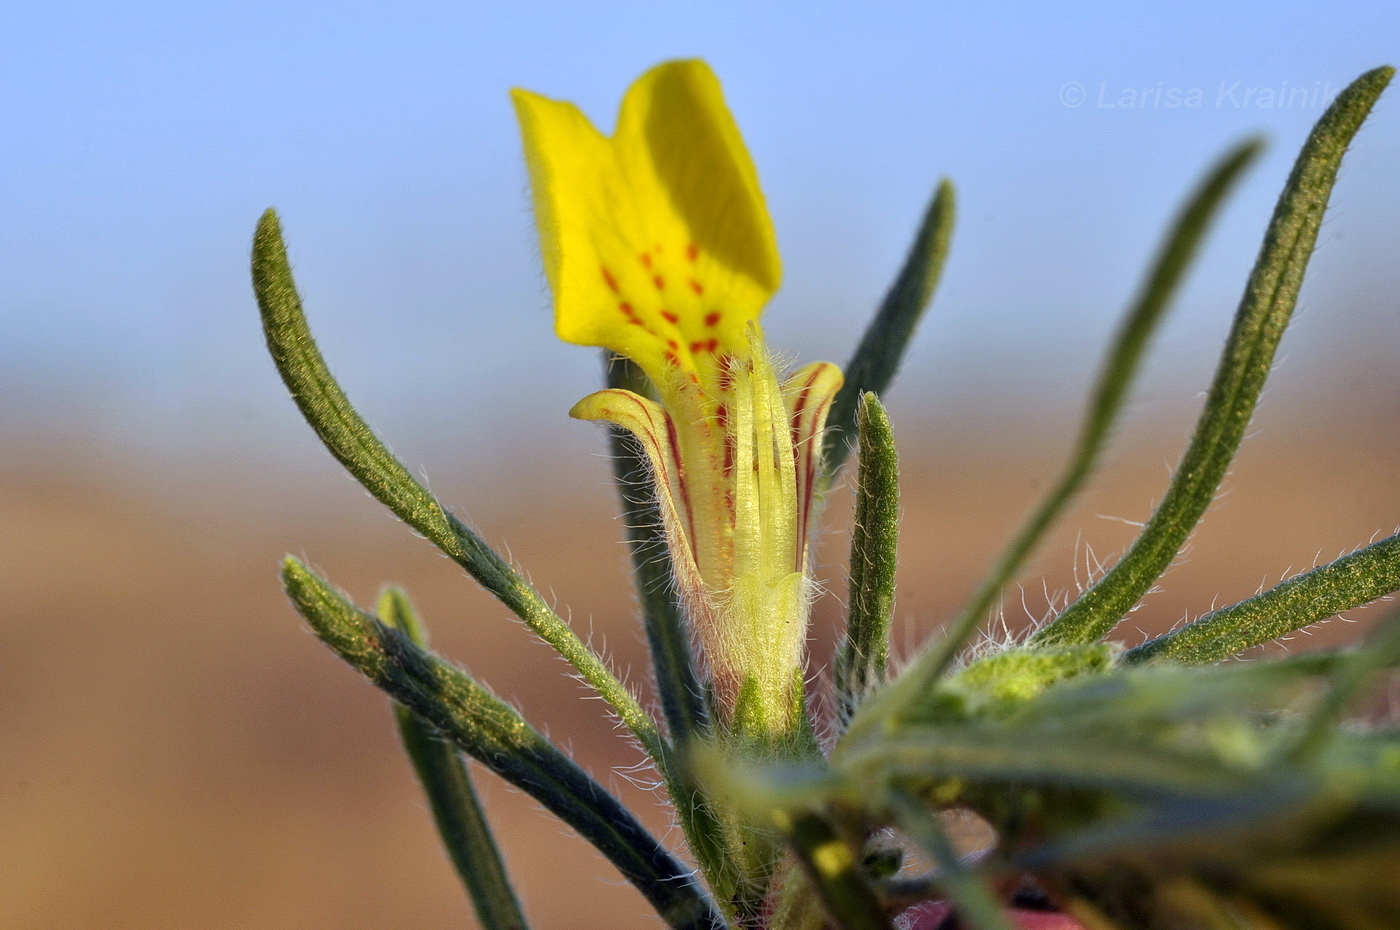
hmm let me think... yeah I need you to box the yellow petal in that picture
[513,60,780,392]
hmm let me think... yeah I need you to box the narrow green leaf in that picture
[886,792,1017,930]
[1034,66,1395,647]
[378,588,529,930]
[823,179,954,482]
[835,393,900,728]
[772,809,893,930]
[251,211,665,767]
[840,142,1260,737]
[941,139,1260,665]
[282,558,722,930]
[1125,531,1400,665]
[604,352,709,743]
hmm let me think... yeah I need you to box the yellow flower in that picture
[513,60,843,735]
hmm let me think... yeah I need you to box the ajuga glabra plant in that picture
[253,60,1400,930]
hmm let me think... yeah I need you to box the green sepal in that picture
[725,669,821,759]
[834,393,900,729]
[915,643,1120,724]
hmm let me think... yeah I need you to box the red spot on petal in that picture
[601,266,618,293]
[664,350,680,366]
[667,339,679,350]
[653,274,665,291]
[619,302,635,317]
[640,252,652,270]
[661,310,679,325]
[689,341,703,353]
[706,338,718,352]
[704,311,721,327]
[689,279,704,295]
[686,242,699,262]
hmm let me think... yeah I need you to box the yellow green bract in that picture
[514,60,843,732]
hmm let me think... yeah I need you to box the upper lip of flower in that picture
[510,58,781,396]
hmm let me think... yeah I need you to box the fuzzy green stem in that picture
[841,139,1263,744]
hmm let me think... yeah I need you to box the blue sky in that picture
[2,1,1397,472]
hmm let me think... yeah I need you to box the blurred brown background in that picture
[5,381,1397,929]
